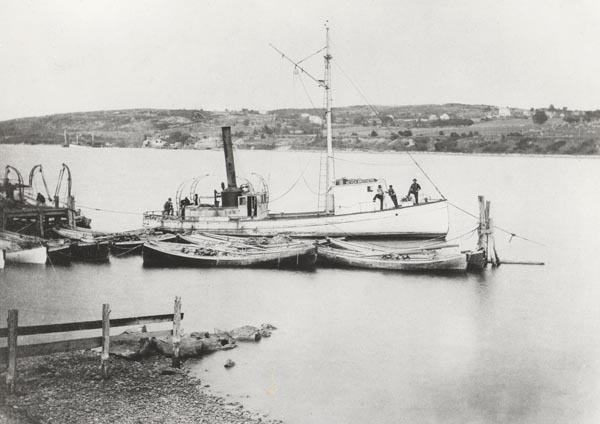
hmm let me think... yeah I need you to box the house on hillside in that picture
[193,136,220,150]
[428,114,438,121]
[440,113,450,121]
[142,137,166,148]
[498,106,511,118]
[308,115,323,125]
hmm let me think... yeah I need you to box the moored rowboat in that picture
[0,230,48,265]
[317,240,467,272]
[143,240,317,269]
[5,245,48,265]
[110,232,177,256]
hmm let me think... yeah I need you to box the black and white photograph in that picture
[1,0,599,423]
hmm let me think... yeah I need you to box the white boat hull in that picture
[5,246,47,265]
[0,250,5,269]
[144,200,449,239]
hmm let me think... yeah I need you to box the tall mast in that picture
[324,22,335,212]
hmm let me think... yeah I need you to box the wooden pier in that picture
[1,163,79,237]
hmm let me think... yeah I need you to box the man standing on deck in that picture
[387,185,398,208]
[163,198,174,217]
[408,179,421,204]
[373,185,384,210]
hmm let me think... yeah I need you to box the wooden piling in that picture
[476,196,488,257]
[172,297,182,369]
[6,309,18,393]
[100,304,110,379]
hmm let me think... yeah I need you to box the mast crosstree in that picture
[270,21,335,213]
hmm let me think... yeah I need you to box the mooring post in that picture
[6,309,18,393]
[476,195,487,257]
[101,303,110,379]
[488,217,501,266]
[172,297,182,369]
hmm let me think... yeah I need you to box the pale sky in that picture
[1,0,599,120]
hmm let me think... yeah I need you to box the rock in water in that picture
[229,326,262,342]
[260,323,277,338]
[153,333,236,358]
[224,359,235,369]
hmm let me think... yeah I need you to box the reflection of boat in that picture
[143,26,448,239]
[142,238,317,269]
[317,239,467,272]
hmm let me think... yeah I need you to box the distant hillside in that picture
[0,104,598,155]
[0,109,213,147]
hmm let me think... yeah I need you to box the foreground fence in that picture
[1,297,183,392]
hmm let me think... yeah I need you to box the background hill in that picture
[0,104,598,155]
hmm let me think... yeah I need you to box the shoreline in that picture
[0,350,281,424]
[1,142,599,159]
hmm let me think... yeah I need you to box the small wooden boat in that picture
[109,232,176,256]
[318,239,467,272]
[50,228,110,262]
[45,239,72,265]
[143,240,317,269]
[0,230,47,265]
[5,245,48,265]
[52,227,111,242]
[68,241,110,263]
[178,232,298,250]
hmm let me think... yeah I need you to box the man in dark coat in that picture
[408,179,421,204]
[387,185,398,208]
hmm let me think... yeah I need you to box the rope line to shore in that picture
[447,201,546,247]
[77,204,144,215]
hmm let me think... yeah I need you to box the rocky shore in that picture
[0,326,281,423]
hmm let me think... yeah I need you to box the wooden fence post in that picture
[172,297,182,369]
[100,304,110,379]
[6,309,18,393]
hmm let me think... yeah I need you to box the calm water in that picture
[1,145,600,424]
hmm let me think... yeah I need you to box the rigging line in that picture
[331,59,380,117]
[296,72,318,109]
[302,174,320,195]
[77,204,143,216]
[404,150,446,200]
[447,201,547,247]
[297,46,326,66]
[333,156,414,167]
[269,159,313,203]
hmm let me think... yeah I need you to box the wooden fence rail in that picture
[1,298,183,392]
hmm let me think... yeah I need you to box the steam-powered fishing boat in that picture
[142,26,448,239]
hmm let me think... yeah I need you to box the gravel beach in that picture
[0,351,281,424]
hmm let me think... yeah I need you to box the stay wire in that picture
[447,201,546,247]
[296,72,318,109]
[405,150,446,200]
[269,158,313,203]
[77,204,143,216]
